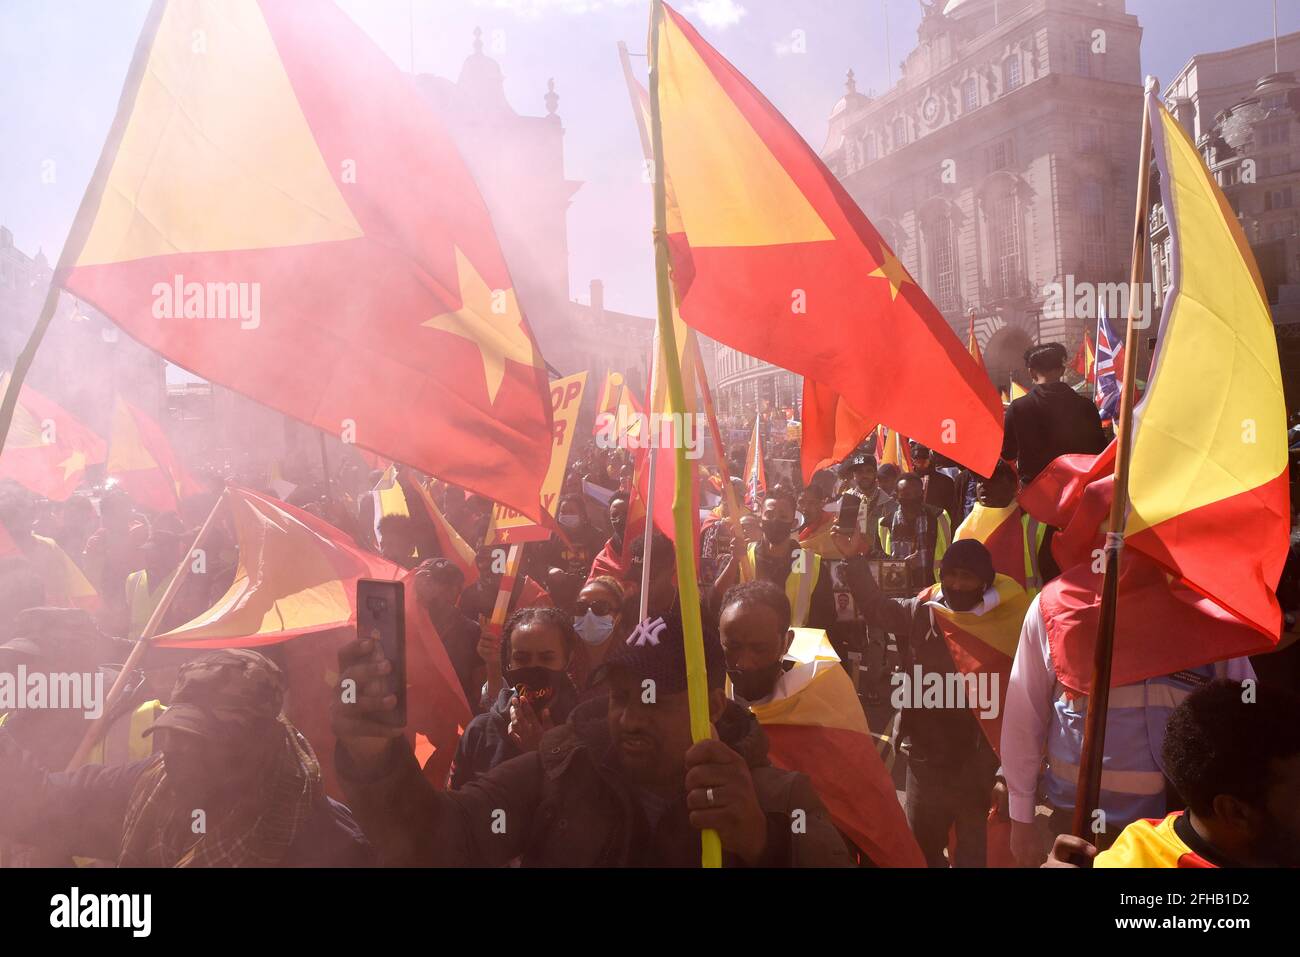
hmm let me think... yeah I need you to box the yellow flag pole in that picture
[648,0,720,868]
[1070,76,1158,839]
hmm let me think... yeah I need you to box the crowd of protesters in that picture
[1,341,1299,868]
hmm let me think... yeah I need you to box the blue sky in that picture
[2,0,1298,322]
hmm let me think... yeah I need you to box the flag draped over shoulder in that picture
[107,395,202,513]
[955,503,1030,590]
[748,629,924,867]
[922,575,1028,754]
[653,3,1002,476]
[59,0,552,520]
[0,373,106,500]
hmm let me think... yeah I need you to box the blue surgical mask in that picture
[573,609,616,645]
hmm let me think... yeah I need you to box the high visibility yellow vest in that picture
[1021,514,1047,598]
[78,698,165,769]
[744,542,822,627]
[125,569,172,641]
[876,511,952,582]
[70,698,164,867]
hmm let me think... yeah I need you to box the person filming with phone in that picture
[331,607,852,866]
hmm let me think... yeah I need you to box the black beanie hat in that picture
[940,539,996,589]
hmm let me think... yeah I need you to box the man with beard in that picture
[0,649,370,866]
[713,489,836,633]
[717,580,925,867]
[907,443,958,525]
[836,455,896,550]
[1045,681,1300,868]
[332,607,851,866]
[841,538,1003,867]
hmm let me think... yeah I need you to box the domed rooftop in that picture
[829,68,871,119]
[457,27,514,116]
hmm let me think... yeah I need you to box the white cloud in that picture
[683,0,748,30]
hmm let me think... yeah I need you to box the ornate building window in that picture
[892,116,908,148]
[1081,181,1106,277]
[990,139,1013,171]
[1260,123,1291,147]
[925,216,959,313]
[1076,123,1102,154]
[1004,55,1023,92]
[963,77,979,113]
[864,133,878,162]
[1074,42,1091,77]
[990,191,1024,299]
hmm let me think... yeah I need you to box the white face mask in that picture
[573,609,616,645]
[558,513,581,529]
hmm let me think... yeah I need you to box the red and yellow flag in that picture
[968,313,986,374]
[58,0,552,520]
[954,503,1031,591]
[799,377,872,482]
[154,487,470,793]
[654,3,1002,476]
[1072,329,1096,383]
[0,373,106,500]
[1122,92,1289,639]
[922,575,1029,754]
[748,630,924,867]
[874,424,913,472]
[107,396,202,513]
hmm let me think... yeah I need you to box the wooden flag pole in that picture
[1071,76,1159,840]
[649,0,720,868]
[65,487,229,770]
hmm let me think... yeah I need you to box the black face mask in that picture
[944,587,985,613]
[728,660,790,702]
[503,666,577,720]
[761,519,794,545]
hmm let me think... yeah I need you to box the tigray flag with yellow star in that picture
[655,4,1003,476]
[57,0,553,520]
[0,372,106,500]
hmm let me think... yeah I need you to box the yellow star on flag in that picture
[58,450,87,481]
[868,247,915,302]
[422,247,538,404]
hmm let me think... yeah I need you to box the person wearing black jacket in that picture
[838,537,1001,867]
[1001,343,1107,484]
[0,649,371,867]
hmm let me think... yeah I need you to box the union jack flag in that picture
[1095,301,1126,421]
